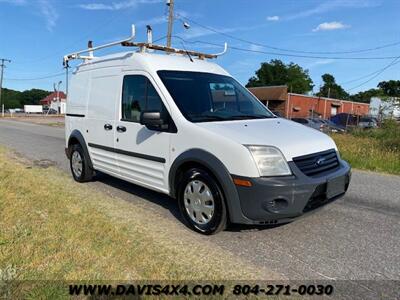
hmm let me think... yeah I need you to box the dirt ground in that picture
[0,114,65,127]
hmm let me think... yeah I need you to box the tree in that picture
[349,88,384,103]
[1,88,51,109]
[317,73,349,99]
[246,59,314,94]
[2,88,22,109]
[19,89,51,106]
[377,80,400,97]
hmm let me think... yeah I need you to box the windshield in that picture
[157,71,275,122]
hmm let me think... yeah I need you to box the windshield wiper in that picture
[229,114,275,120]
[192,115,227,122]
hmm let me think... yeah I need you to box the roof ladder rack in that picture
[63,24,228,66]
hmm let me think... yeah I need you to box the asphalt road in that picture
[1,119,399,281]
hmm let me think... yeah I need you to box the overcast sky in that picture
[0,0,399,94]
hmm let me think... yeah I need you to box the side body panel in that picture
[65,69,91,148]
[86,68,120,175]
[114,71,171,193]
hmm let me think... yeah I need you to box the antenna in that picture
[88,41,94,58]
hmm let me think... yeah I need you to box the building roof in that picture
[288,93,370,105]
[39,91,67,104]
[248,85,288,101]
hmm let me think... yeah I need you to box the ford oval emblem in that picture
[316,157,326,166]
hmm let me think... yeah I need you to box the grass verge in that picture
[331,121,400,175]
[0,147,280,298]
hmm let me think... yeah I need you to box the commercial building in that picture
[39,91,67,114]
[248,85,370,119]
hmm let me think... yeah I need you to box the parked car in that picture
[330,113,359,127]
[64,26,351,234]
[358,117,378,129]
[318,119,346,133]
[270,110,284,118]
[43,108,58,115]
[291,118,324,131]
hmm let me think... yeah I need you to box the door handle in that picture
[104,124,113,131]
[116,125,127,133]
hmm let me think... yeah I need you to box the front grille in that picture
[293,149,339,177]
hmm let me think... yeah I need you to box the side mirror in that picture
[140,111,169,131]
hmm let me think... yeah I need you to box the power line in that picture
[345,56,400,92]
[340,60,400,85]
[4,71,65,81]
[4,36,168,83]
[229,44,399,60]
[173,36,400,93]
[177,15,400,55]
[173,36,399,60]
[3,33,165,82]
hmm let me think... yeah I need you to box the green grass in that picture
[0,147,279,298]
[331,120,400,175]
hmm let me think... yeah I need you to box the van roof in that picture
[74,51,230,76]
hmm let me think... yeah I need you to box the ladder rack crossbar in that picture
[121,41,227,59]
[63,24,227,65]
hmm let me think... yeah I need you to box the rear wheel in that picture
[69,144,93,182]
[178,168,227,234]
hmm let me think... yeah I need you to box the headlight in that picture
[246,145,291,176]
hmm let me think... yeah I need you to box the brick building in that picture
[248,86,370,119]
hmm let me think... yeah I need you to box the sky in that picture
[0,0,399,95]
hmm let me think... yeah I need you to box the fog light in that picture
[264,198,289,213]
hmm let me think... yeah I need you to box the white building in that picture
[39,91,67,114]
[369,97,400,119]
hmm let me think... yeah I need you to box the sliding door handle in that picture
[116,125,127,133]
[104,124,113,131]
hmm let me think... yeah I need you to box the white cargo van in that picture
[64,26,351,234]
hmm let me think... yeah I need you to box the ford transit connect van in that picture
[64,31,351,234]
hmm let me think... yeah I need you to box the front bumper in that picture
[232,159,351,224]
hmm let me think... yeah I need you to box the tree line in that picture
[1,88,51,109]
[2,60,399,109]
[246,59,400,103]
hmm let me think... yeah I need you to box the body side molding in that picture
[88,143,166,163]
[66,113,85,117]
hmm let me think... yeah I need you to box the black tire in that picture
[177,168,227,235]
[69,144,93,182]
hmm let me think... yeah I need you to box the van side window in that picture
[121,75,165,122]
[146,82,163,111]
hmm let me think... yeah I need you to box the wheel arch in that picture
[169,149,249,224]
[67,130,93,170]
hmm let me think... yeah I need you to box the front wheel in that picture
[177,168,227,234]
[69,144,93,182]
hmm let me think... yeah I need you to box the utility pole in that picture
[0,58,11,117]
[166,0,174,48]
[54,81,62,114]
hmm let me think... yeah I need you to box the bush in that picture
[351,120,400,151]
[331,121,400,174]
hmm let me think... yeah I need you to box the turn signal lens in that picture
[233,178,253,187]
